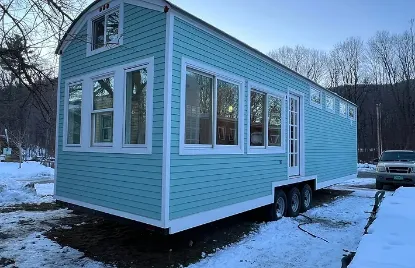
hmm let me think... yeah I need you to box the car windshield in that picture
[380,151,415,162]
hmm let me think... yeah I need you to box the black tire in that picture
[376,181,384,190]
[300,184,313,212]
[272,189,287,220]
[286,187,301,217]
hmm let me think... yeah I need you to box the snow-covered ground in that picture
[0,162,54,205]
[188,183,378,268]
[0,162,108,268]
[357,163,376,172]
[349,187,415,268]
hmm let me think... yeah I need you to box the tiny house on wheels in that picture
[54,0,357,234]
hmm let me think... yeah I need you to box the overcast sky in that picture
[169,0,415,53]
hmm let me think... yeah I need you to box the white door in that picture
[289,95,300,177]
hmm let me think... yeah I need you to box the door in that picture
[289,95,300,177]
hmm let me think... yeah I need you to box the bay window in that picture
[248,84,285,154]
[180,59,244,155]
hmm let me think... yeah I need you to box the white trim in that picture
[316,173,357,190]
[325,94,336,113]
[62,57,154,154]
[246,81,286,154]
[271,175,317,195]
[86,2,124,57]
[54,56,62,196]
[55,195,164,227]
[161,12,174,228]
[168,195,273,234]
[287,88,306,178]
[179,57,245,155]
[309,86,322,108]
[339,100,347,118]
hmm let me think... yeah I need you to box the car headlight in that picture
[376,166,386,172]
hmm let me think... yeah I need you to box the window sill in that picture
[179,145,244,155]
[247,147,285,154]
[62,146,151,154]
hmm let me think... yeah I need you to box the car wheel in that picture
[300,184,313,212]
[376,181,384,190]
[287,187,301,217]
[273,189,287,220]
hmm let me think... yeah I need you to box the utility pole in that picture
[376,103,383,157]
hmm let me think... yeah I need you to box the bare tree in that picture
[268,45,327,84]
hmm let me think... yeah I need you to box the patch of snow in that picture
[0,162,54,206]
[187,191,375,268]
[349,187,415,268]
[35,183,54,196]
[357,163,376,172]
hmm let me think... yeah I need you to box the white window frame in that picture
[62,57,154,154]
[310,87,322,108]
[179,57,245,155]
[339,101,347,118]
[91,73,115,147]
[247,81,286,154]
[325,94,335,113]
[86,1,124,57]
[122,63,153,152]
[348,105,356,121]
[63,78,84,148]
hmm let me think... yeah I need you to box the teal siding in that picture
[169,17,357,220]
[56,4,166,220]
[305,95,357,182]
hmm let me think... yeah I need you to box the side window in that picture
[180,61,244,155]
[124,67,148,145]
[310,87,322,108]
[92,76,114,145]
[66,83,83,145]
[249,88,284,151]
[339,101,347,117]
[348,105,356,120]
[325,95,335,112]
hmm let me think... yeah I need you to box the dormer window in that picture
[92,10,119,50]
[87,2,123,57]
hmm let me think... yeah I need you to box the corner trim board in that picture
[54,56,62,195]
[168,195,273,234]
[161,12,174,228]
[54,195,164,227]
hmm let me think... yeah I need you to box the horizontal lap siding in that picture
[170,17,291,220]
[305,95,357,182]
[56,4,166,220]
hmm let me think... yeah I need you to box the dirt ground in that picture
[42,189,352,268]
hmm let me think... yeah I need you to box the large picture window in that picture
[67,83,82,145]
[249,88,284,153]
[92,76,114,145]
[181,59,244,155]
[125,67,147,145]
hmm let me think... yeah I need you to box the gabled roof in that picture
[56,0,357,106]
